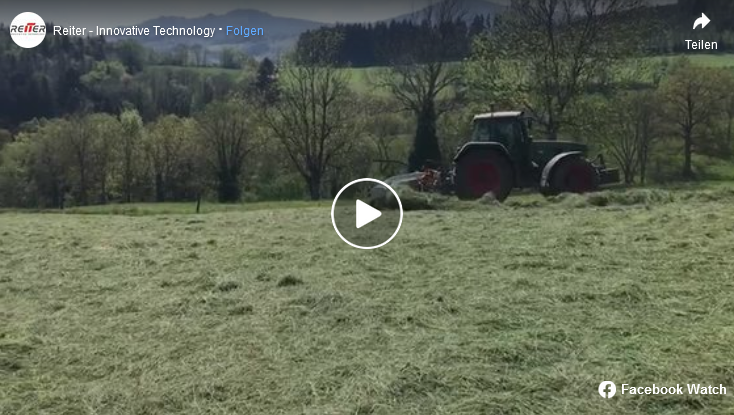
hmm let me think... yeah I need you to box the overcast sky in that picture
[1,0,489,27]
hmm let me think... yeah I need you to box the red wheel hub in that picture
[467,162,501,197]
[565,163,595,193]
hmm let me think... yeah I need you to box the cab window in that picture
[472,118,516,146]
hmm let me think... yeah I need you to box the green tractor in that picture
[372,110,619,202]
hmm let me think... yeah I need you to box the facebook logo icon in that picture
[598,381,616,398]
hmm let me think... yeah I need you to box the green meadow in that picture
[2,187,734,414]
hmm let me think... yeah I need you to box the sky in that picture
[0,0,676,28]
[1,0,490,27]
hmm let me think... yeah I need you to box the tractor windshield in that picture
[472,117,527,151]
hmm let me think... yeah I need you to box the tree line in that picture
[0,29,410,207]
[571,58,734,184]
[0,70,412,208]
[295,14,490,67]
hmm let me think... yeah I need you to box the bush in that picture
[250,173,305,201]
[240,191,260,203]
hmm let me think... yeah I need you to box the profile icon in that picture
[9,12,46,48]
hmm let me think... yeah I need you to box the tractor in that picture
[371,110,619,202]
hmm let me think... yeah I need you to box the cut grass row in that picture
[2,182,731,216]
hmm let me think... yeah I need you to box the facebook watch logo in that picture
[599,381,616,398]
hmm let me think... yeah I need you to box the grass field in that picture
[2,187,734,414]
[665,53,734,68]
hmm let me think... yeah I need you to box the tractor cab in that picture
[470,111,586,156]
[471,111,531,153]
[469,111,536,185]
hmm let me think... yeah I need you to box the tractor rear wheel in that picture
[454,150,513,201]
[548,156,599,195]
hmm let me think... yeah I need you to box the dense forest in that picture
[0,25,267,129]
[296,15,490,67]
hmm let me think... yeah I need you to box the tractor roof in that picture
[473,111,523,120]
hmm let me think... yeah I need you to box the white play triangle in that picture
[356,199,381,228]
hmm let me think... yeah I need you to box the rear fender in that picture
[454,142,510,163]
[540,151,583,189]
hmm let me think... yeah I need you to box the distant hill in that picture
[107,1,509,59]
[385,0,508,23]
[108,9,326,59]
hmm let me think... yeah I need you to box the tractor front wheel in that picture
[547,157,599,195]
[454,150,513,201]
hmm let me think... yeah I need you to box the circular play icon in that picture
[331,178,403,249]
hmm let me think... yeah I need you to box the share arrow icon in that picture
[693,13,711,30]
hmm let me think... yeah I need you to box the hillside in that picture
[385,0,507,23]
[107,0,510,59]
[108,9,326,58]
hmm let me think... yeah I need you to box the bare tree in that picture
[28,120,73,208]
[571,88,660,185]
[119,109,143,203]
[196,99,255,202]
[263,32,358,200]
[719,73,734,158]
[379,0,466,171]
[359,97,409,176]
[145,115,199,202]
[599,95,642,184]
[191,44,204,66]
[470,0,651,140]
[87,113,120,204]
[660,58,727,178]
[634,91,660,185]
[65,116,93,205]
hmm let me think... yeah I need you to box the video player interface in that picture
[2,1,734,414]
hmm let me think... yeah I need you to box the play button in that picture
[356,199,381,228]
[331,178,403,249]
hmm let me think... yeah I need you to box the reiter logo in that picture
[9,12,46,48]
